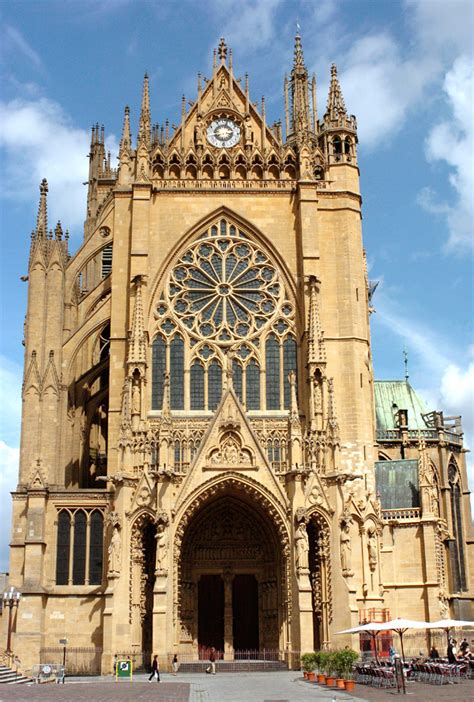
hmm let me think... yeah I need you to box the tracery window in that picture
[152,219,297,412]
[448,463,467,592]
[55,509,104,586]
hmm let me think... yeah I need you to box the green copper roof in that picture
[374,380,430,431]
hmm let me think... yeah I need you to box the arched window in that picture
[283,336,297,409]
[56,510,71,585]
[333,136,342,155]
[232,359,243,402]
[89,511,103,585]
[266,335,280,409]
[246,360,260,410]
[344,137,352,155]
[72,511,87,585]
[449,464,467,591]
[170,336,184,409]
[190,361,205,410]
[152,335,166,410]
[208,360,222,410]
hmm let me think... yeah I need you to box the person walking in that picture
[209,647,216,675]
[148,654,160,682]
[172,653,179,676]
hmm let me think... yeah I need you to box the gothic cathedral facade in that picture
[8,36,473,671]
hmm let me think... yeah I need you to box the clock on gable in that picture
[206,118,240,148]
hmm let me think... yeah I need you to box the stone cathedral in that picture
[7,36,473,672]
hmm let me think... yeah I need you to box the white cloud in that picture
[209,0,283,53]
[374,296,474,504]
[421,56,473,251]
[0,96,118,237]
[0,442,19,573]
[1,25,43,71]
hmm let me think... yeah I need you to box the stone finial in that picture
[218,37,227,63]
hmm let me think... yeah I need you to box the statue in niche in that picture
[132,379,141,415]
[244,115,253,146]
[295,521,309,572]
[155,522,168,573]
[367,527,377,572]
[194,115,204,147]
[340,517,353,575]
[108,525,121,577]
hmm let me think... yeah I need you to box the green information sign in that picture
[116,659,133,680]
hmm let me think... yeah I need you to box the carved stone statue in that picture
[108,525,121,577]
[367,528,377,571]
[132,380,141,415]
[194,115,204,147]
[244,115,253,146]
[340,520,353,575]
[155,522,168,573]
[295,521,309,572]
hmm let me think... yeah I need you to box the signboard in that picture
[116,659,133,680]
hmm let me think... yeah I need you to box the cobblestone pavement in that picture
[1,672,473,702]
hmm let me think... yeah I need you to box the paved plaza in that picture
[1,672,474,702]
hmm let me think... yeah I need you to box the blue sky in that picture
[0,0,473,570]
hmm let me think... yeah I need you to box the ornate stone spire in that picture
[127,276,147,371]
[35,179,48,238]
[307,276,326,366]
[218,37,227,64]
[326,63,347,117]
[287,31,313,140]
[138,73,151,149]
[118,105,132,184]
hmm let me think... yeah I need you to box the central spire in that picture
[138,73,151,149]
[285,31,316,142]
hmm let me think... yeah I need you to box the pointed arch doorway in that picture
[178,492,284,659]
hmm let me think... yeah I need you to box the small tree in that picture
[337,648,359,679]
[301,652,316,673]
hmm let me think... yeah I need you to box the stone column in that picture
[223,571,234,660]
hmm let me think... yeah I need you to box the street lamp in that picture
[3,587,21,656]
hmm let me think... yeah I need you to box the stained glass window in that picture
[170,336,184,409]
[56,510,71,585]
[232,359,243,402]
[246,360,260,410]
[266,335,280,409]
[89,511,103,585]
[190,361,205,410]
[72,511,87,585]
[152,335,166,409]
[208,360,222,410]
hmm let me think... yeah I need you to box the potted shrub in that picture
[325,651,336,686]
[314,651,328,685]
[339,647,359,691]
[301,653,316,680]
[333,650,346,688]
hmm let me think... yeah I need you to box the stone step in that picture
[0,665,32,684]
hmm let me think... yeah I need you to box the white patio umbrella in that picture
[380,619,430,662]
[337,622,391,663]
[423,619,474,649]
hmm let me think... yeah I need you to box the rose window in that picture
[167,223,285,344]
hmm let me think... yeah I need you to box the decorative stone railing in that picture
[376,428,463,446]
[382,507,421,521]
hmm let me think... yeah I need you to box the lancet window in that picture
[151,218,298,412]
[448,463,467,592]
[55,509,104,586]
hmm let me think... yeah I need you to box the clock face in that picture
[206,118,240,148]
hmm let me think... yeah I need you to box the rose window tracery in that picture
[166,222,286,345]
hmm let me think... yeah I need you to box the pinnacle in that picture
[35,178,48,238]
[327,62,347,115]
